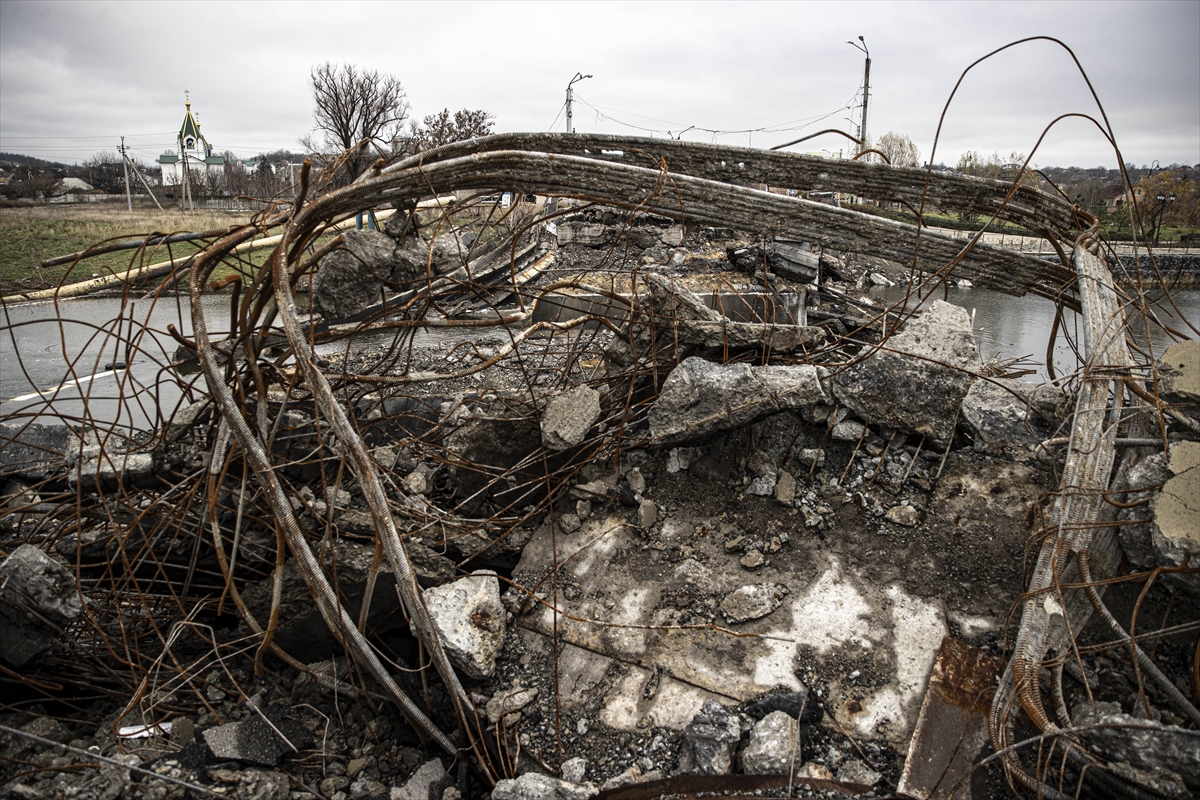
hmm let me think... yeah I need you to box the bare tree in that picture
[874,132,921,168]
[304,62,410,181]
[409,108,496,153]
[83,151,125,192]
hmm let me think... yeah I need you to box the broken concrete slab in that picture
[1158,339,1200,413]
[165,399,211,444]
[68,446,155,490]
[727,239,821,283]
[557,222,614,248]
[649,357,827,446]
[541,385,602,451]
[421,571,505,680]
[513,510,947,745]
[1115,442,1200,576]
[0,422,74,481]
[1151,441,1200,567]
[201,720,287,767]
[832,300,980,448]
[0,544,83,667]
[960,377,1066,460]
[605,275,823,369]
[1117,452,1173,571]
[198,703,312,769]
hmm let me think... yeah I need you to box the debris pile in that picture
[2,133,1197,799]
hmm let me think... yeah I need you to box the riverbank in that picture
[1110,252,1200,287]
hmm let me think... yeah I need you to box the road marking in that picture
[7,369,119,403]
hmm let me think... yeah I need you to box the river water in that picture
[2,286,1197,428]
[865,284,1199,382]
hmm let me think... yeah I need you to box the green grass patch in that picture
[0,204,254,291]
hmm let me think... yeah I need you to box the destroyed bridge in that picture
[1,133,1198,799]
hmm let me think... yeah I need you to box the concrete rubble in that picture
[0,544,83,667]
[421,572,506,680]
[540,385,601,451]
[2,135,1196,800]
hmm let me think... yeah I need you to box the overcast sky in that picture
[1,1,1197,171]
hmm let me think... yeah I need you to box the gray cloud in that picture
[1,0,1196,169]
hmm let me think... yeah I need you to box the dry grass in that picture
[0,203,253,290]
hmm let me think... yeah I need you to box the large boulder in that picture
[832,300,980,448]
[0,545,82,667]
[649,357,827,446]
[311,230,400,321]
[392,231,462,280]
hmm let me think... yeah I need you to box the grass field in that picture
[0,204,255,292]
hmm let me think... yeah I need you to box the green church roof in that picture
[178,97,210,151]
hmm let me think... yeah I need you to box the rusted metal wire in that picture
[1,115,1194,798]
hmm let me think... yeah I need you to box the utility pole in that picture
[566,72,592,133]
[120,136,133,212]
[848,36,870,155]
[121,148,164,210]
[180,138,193,213]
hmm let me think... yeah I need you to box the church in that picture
[157,93,225,187]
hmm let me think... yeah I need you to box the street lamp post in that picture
[1153,192,1177,247]
[566,72,592,134]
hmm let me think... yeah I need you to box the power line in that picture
[570,93,859,141]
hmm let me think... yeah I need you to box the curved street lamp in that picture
[1153,192,1177,246]
[566,72,592,134]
